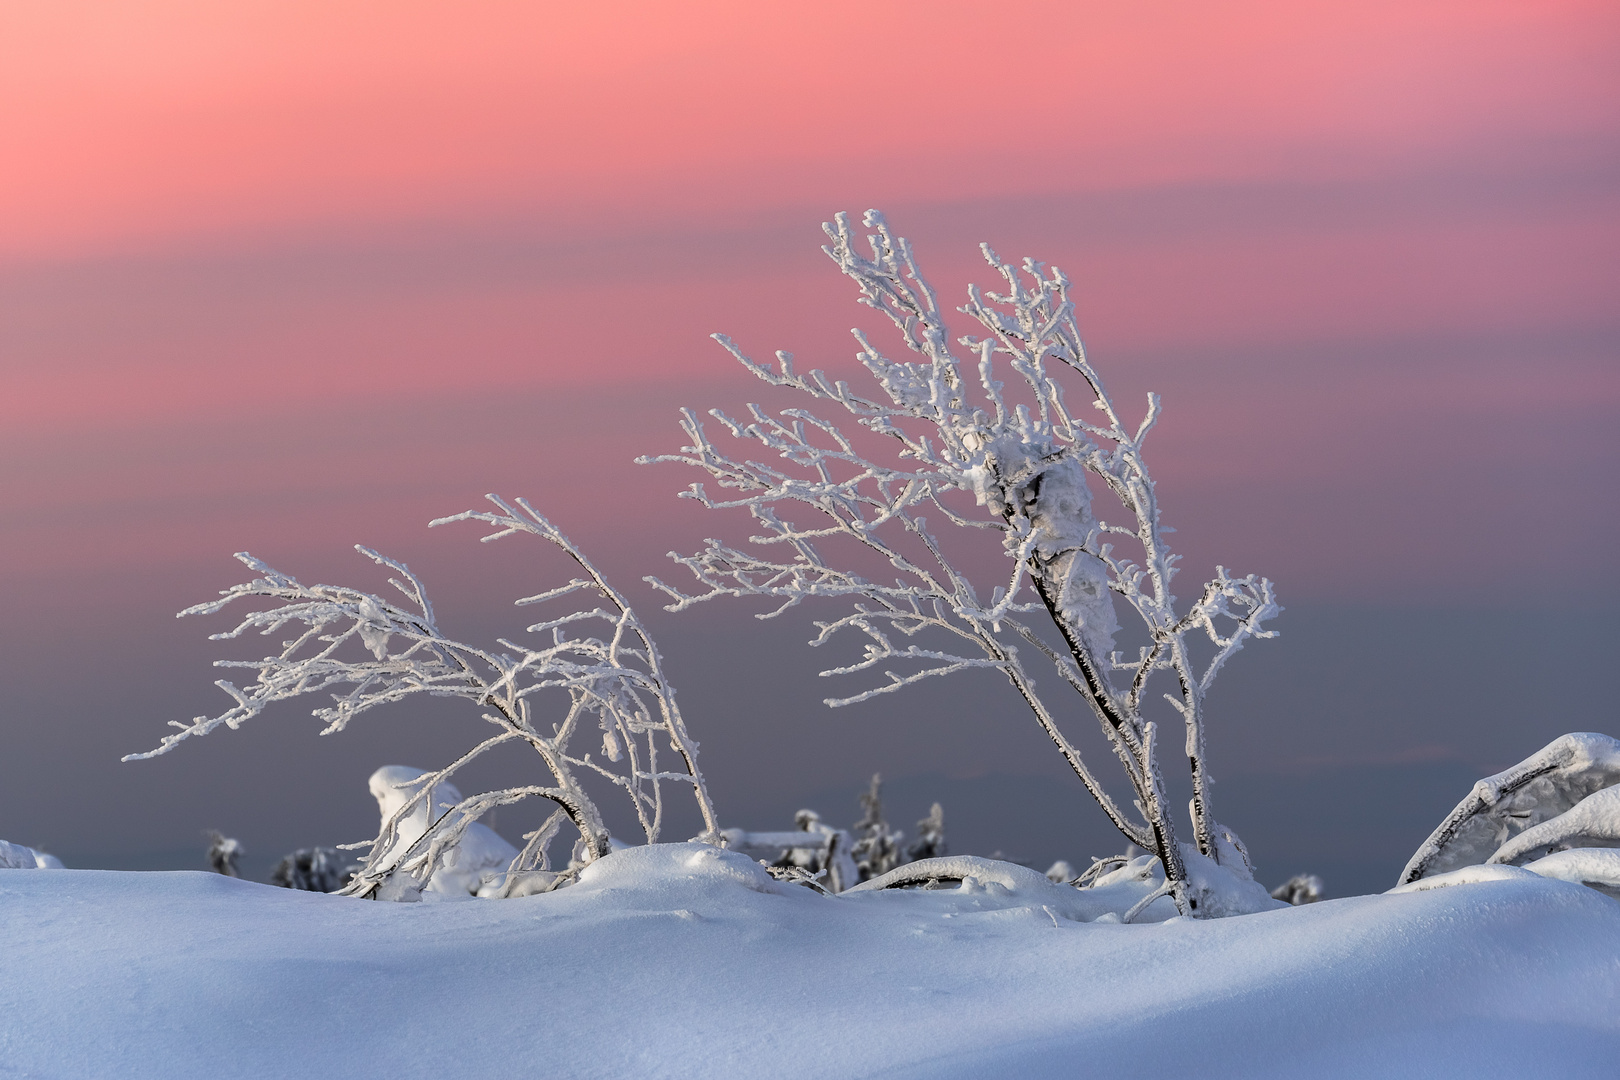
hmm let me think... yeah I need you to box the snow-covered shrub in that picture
[269,847,346,892]
[205,830,243,877]
[723,809,859,892]
[1270,873,1324,905]
[128,498,720,899]
[1399,732,1620,898]
[848,849,1279,922]
[646,211,1278,915]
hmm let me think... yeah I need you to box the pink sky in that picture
[3,1,1613,254]
[1,1,1617,871]
[2,0,1617,597]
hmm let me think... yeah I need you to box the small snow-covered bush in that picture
[205,830,243,877]
[906,802,947,863]
[269,847,346,892]
[129,499,720,899]
[646,211,1278,914]
[1270,874,1324,905]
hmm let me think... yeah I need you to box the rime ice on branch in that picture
[644,210,1278,914]
[127,496,719,899]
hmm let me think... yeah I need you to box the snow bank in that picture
[2,844,1616,1079]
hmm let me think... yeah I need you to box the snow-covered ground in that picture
[5,845,1618,1079]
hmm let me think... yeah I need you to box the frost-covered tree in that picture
[128,497,720,898]
[906,802,947,863]
[850,773,903,882]
[646,211,1278,913]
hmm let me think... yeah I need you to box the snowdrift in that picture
[3,844,1617,1079]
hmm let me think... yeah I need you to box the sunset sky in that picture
[3,1,1616,889]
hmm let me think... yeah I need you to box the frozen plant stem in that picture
[644,211,1279,914]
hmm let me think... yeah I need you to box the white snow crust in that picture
[3,843,1617,1079]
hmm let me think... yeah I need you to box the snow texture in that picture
[2,844,1616,1079]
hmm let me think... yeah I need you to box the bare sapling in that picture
[127,495,720,898]
[644,211,1278,914]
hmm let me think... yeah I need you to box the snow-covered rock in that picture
[0,839,61,869]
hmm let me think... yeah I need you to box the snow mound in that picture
[367,765,519,899]
[575,841,790,898]
[7,844,1615,1078]
[846,855,1124,922]
[1386,863,1541,893]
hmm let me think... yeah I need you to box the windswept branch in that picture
[129,498,720,898]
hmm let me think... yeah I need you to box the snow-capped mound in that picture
[1521,848,1620,897]
[0,839,61,869]
[367,765,519,898]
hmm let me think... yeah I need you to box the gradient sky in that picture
[2,1,1616,892]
